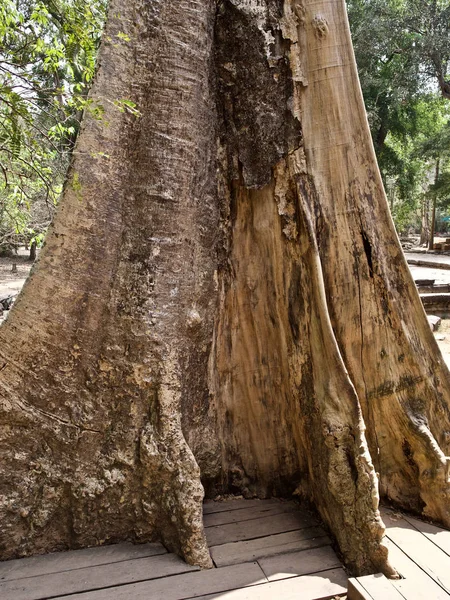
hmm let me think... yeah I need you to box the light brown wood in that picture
[211,528,330,567]
[0,553,198,600]
[0,542,166,582]
[348,575,406,599]
[189,568,348,600]
[205,512,316,547]
[51,561,267,600]
[258,546,341,582]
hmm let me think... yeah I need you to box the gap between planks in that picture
[386,508,450,556]
[203,502,302,528]
[383,538,449,600]
[49,551,347,600]
[1,499,345,600]
[205,509,317,547]
[210,527,331,567]
[0,542,167,583]
[382,508,450,599]
[203,497,295,515]
[0,553,199,600]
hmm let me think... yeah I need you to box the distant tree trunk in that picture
[428,158,441,251]
[1,0,450,579]
[420,197,430,246]
[29,241,37,261]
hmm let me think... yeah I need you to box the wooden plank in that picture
[383,511,450,593]
[211,527,330,567]
[203,498,288,515]
[0,553,198,600]
[52,561,267,600]
[401,513,450,556]
[206,511,316,547]
[348,574,406,599]
[348,578,372,600]
[189,568,348,600]
[0,542,166,582]
[383,537,449,599]
[258,545,341,581]
[204,503,299,527]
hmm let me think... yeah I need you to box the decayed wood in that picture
[205,512,316,547]
[257,546,342,581]
[348,575,405,600]
[0,553,198,600]
[51,562,267,600]
[210,528,330,567]
[0,542,166,582]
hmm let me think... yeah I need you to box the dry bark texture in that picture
[1,0,450,578]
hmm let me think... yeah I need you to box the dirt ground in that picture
[433,319,450,367]
[0,248,33,298]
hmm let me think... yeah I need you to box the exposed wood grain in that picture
[384,538,449,599]
[383,511,450,593]
[204,503,299,527]
[205,512,316,546]
[211,528,330,567]
[348,574,406,599]
[258,546,341,582]
[203,499,285,515]
[0,553,198,600]
[51,561,267,600]
[188,568,348,600]
[0,543,166,582]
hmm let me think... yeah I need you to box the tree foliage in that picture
[0,0,107,251]
[348,0,450,236]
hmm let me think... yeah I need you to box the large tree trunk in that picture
[1,0,450,578]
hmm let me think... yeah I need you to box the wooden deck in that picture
[348,507,450,599]
[0,498,347,600]
[2,500,450,600]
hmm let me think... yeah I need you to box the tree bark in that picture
[1,0,450,579]
[420,196,430,246]
[29,241,37,262]
[428,158,440,251]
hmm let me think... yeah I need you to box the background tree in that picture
[0,0,106,254]
[348,0,450,239]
